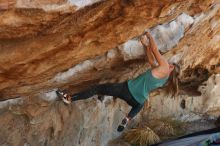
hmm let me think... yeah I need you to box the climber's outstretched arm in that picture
[146,46,157,68]
[146,32,168,66]
[145,32,170,78]
[140,35,157,68]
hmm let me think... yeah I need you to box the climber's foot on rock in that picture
[56,89,72,104]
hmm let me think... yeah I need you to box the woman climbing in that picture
[56,32,179,132]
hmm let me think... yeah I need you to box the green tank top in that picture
[127,69,168,105]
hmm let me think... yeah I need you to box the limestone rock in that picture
[0,0,219,146]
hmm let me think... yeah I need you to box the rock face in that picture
[0,0,220,146]
[0,0,214,98]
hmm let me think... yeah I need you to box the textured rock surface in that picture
[0,96,132,146]
[0,0,213,98]
[0,0,220,146]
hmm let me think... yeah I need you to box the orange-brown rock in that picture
[0,0,213,99]
[0,0,220,146]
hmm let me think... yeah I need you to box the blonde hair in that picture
[165,63,180,97]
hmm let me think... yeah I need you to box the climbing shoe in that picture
[117,117,129,132]
[56,89,72,104]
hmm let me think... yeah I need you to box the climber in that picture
[56,32,180,132]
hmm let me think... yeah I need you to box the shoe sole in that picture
[56,90,71,104]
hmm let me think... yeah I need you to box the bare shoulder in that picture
[151,66,169,79]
